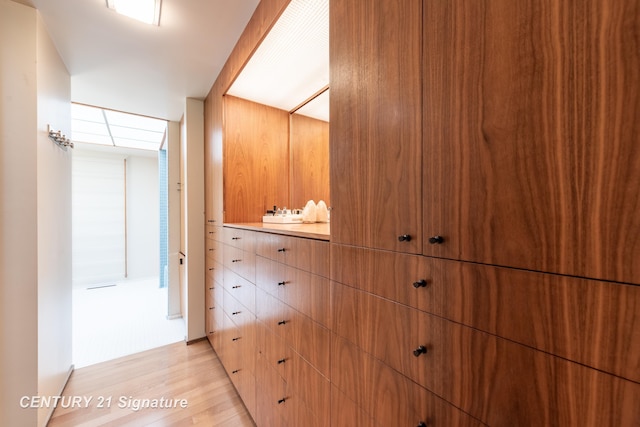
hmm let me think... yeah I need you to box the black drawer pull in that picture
[207,219,216,223]
[232,337,241,341]
[277,248,286,252]
[278,281,286,286]
[232,311,241,315]
[398,234,412,242]
[277,398,286,404]
[232,259,241,263]
[232,285,241,289]
[208,286,214,290]
[277,320,287,325]
[209,307,214,310]
[232,369,239,374]
[208,267,214,271]
[208,231,214,234]
[417,422,427,427]
[428,235,444,244]
[209,331,214,334]
[277,358,286,364]
[413,279,427,288]
[413,345,427,357]
[231,237,240,240]
[208,248,214,251]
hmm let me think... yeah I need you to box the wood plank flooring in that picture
[48,340,255,427]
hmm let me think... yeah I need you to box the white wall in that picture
[182,98,205,341]
[125,154,159,279]
[0,2,39,425]
[0,2,72,426]
[36,9,73,426]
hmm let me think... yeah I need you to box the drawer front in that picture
[205,223,222,242]
[206,259,223,286]
[257,320,290,379]
[256,355,288,423]
[330,386,380,427]
[332,283,640,426]
[224,268,256,313]
[256,232,287,264]
[256,255,285,297]
[286,237,329,276]
[332,335,484,427]
[224,245,256,282]
[331,244,640,382]
[223,227,256,252]
[285,349,330,426]
[206,238,223,263]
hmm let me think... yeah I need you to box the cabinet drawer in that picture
[256,288,330,377]
[206,259,223,286]
[224,245,256,282]
[257,257,330,328]
[257,234,329,276]
[205,223,220,241]
[257,320,290,379]
[331,244,640,382]
[256,355,287,423]
[330,386,379,427]
[332,335,483,427]
[332,283,640,426]
[205,238,223,263]
[285,349,330,426]
[256,232,287,264]
[223,295,256,376]
[224,268,256,313]
[223,227,256,252]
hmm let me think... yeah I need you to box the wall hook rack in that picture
[48,125,74,150]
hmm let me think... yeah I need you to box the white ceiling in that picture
[24,0,260,121]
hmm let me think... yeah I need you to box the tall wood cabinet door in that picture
[423,0,640,284]
[204,88,224,225]
[330,0,423,253]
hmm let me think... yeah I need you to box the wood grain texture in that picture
[223,95,290,223]
[330,0,423,253]
[332,282,640,426]
[290,113,330,209]
[48,341,255,427]
[331,244,640,382]
[331,334,485,427]
[423,0,640,284]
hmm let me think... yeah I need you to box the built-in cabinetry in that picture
[329,0,640,425]
[205,0,640,425]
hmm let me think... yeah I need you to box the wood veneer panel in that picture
[423,0,640,284]
[290,113,330,210]
[331,334,484,427]
[223,95,290,223]
[330,386,380,427]
[333,283,640,425]
[330,0,422,253]
[331,244,640,382]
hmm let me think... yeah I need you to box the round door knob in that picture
[413,279,427,288]
[417,422,427,427]
[413,345,427,357]
[398,234,412,242]
[428,235,444,244]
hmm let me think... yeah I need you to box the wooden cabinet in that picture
[421,0,640,285]
[330,0,423,253]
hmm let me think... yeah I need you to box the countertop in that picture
[224,222,330,241]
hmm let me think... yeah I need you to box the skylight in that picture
[71,104,167,151]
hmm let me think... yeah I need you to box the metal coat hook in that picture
[48,125,74,150]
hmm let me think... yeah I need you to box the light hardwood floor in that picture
[48,340,255,427]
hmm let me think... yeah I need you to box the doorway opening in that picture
[70,104,183,367]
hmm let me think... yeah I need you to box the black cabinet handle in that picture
[208,231,214,234]
[209,287,214,290]
[277,358,286,364]
[207,219,216,223]
[232,259,241,263]
[232,337,241,341]
[278,248,286,252]
[398,234,412,242]
[231,237,240,240]
[208,248,214,251]
[232,285,241,289]
[413,345,427,357]
[428,236,444,244]
[232,311,241,315]
[278,320,287,325]
[209,307,214,310]
[208,267,214,271]
[278,281,286,286]
[232,369,239,374]
[417,422,427,427]
[277,398,286,404]
[413,279,427,288]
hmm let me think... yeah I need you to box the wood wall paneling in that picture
[330,0,423,253]
[423,0,640,284]
[290,113,330,209]
[223,95,290,223]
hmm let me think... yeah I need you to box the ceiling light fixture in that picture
[106,0,162,26]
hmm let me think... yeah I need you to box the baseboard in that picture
[186,337,206,345]
[166,314,183,320]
